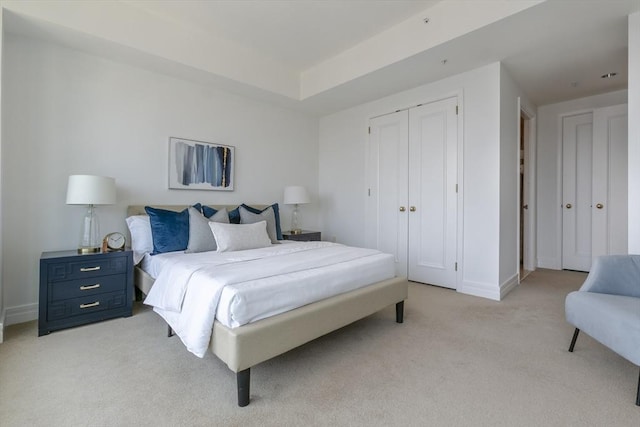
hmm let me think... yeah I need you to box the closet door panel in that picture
[592,104,628,257]
[410,109,446,268]
[562,113,593,271]
[367,111,409,276]
[408,97,458,288]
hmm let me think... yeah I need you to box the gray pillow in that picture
[185,206,229,253]
[239,205,279,244]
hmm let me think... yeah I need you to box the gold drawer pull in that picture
[80,284,101,291]
[80,301,100,309]
[80,266,101,272]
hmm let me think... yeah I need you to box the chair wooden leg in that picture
[568,328,580,352]
[636,368,639,406]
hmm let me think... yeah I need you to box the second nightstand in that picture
[282,230,321,241]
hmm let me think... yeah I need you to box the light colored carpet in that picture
[1,269,639,426]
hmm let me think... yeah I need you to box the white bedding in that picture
[143,241,395,357]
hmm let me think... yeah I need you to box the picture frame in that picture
[168,137,235,191]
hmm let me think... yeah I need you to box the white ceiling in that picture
[123,0,441,71]
[4,0,639,115]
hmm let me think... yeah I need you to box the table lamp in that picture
[66,175,116,254]
[283,185,310,234]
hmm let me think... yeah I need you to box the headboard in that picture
[126,204,269,217]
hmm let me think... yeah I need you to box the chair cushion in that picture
[566,291,640,365]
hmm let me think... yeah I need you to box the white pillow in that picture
[125,215,153,264]
[209,221,272,252]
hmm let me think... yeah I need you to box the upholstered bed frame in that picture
[127,205,408,406]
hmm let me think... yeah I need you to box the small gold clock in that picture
[103,232,126,252]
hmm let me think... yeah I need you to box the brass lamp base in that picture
[290,229,303,235]
[78,247,100,254]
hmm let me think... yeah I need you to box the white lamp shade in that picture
[283,186,310,205]
[66,175,116,205]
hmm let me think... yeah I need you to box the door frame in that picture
[517,99,536,281]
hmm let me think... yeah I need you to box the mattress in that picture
[141,241,395,357]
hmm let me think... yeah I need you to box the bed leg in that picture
[237,369,250,407]
[167,325,174,337]
[134,287,143,302]
[396,301,404,323]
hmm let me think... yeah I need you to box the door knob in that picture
[409,206,416,212]
[523,204,528,210]
[565,203,572,209]
[399,206,406,212]
[596,203,604,209]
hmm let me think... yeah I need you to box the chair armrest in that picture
[579,255,640,298]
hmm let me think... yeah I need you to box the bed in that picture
[127,205,408,406]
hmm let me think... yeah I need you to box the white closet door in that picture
[367,110,409,277]
[408,97,458,288]
[562,112,593,271]
[592,104,628,257]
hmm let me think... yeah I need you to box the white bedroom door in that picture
[366,110,409,277]
[407,98,458,288]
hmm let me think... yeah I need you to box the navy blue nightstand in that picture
[38,250,134,336]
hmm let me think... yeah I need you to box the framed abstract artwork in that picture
[168,137,235,191]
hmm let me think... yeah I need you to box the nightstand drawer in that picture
[49,273,127,301]
[48,256,128,281]
[47,291,127,321]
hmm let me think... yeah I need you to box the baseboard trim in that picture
[5,303,38,326]
[500,273,519,300]
[458,280,501,301]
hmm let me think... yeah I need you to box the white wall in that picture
[0,7,4,342]
[1,35,319,324]
[319,62,504,300]
[536,90,627,269]
[498,64,536,295]
[629,11,640,254]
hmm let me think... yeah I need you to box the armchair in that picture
[565,255,640,406]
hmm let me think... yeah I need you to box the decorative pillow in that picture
[185,207,229,253]
[209,221,272,252]
[241,203,283,240]
[125,215,153,264]
[145,206,190,255]
[201,205,218,218]
[239,205,279,244]
[228,206,241,224]
[202,205,241,224]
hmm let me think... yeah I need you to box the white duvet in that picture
[144,241,395,357]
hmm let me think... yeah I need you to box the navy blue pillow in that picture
[228,206,241,224]
[145,206,190,254]
[241,203,283,240]
[201,205,218,218]
[202,205,241,223]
